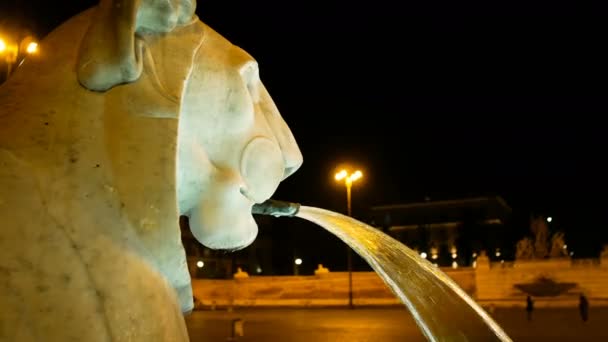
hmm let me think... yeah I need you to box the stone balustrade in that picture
[192,254,608,309]
[192,268,475,308]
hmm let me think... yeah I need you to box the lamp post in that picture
[294,258,302,275]
[334,169,362,309]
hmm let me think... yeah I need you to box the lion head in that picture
[76,0,303,252]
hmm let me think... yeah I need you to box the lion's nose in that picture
[278,130,303,180]
[280,132,303,180]
[255,82,303,181]
[283,163,301,180]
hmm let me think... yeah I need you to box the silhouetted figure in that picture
[526,295,534,321]
[579,294,589,322]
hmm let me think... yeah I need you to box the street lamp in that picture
[25,42,38,54]
[334,169,363,309]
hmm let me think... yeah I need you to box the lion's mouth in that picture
[179,215,250,252]
[239,186,256,203]
[178,215,190,233]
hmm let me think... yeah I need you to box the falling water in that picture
[296,206,512,342]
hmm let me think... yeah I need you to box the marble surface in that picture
[0,0,302,340]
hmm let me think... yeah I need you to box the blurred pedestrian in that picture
[526,295,534,321]
[579,294,589,322]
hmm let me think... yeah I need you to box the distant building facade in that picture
[368,196,513,267]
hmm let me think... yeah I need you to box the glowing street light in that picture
[334,169,363,216]
[335,169,362,183]
[0,35,39,81]
[196,260,204,268]
[335,170,347,181]
[420,252,427,259]
[334,168,363,309]
[25,42,38,54]
[294,258,302,265]
[547,217,553,223]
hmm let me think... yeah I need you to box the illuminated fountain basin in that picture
[254,201,511,341]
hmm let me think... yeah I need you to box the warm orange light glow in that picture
[335,169,363,183]
[25,42,38,54]
[0,39,6,53]
[335,170,347,181]
[350,170,362,181]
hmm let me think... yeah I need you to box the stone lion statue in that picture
[0,0,302,340]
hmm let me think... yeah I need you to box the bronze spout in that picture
[252,199,300,217]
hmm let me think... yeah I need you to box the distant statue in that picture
[234,267,250,279]
[516,237,534,260]
[315,264,330,276]
[549,231,568,258]
[601,245,608,259]
[0,0,302,340]
[517,217,570,260]
[530,216,549,258]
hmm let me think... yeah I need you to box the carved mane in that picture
[77,0,197,91]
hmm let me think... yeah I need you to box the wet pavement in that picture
[185,307,608,341]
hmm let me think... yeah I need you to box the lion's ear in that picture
[77,0,144,92]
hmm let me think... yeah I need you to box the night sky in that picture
[2,1,607,263]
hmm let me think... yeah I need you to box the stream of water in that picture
[295,206,512,342]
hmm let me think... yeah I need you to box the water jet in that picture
[254,201,512,341]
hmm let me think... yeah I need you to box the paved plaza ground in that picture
[185,307,608,341]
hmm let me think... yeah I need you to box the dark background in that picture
[2,0,606,271]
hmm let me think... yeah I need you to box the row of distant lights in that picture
[196,260,265,274]
[196,258,303,269]
[419,252,460,260]
[196,216,563,273]
[0,39,39,54]
[420,251,468,269]
[418,216,560,266]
